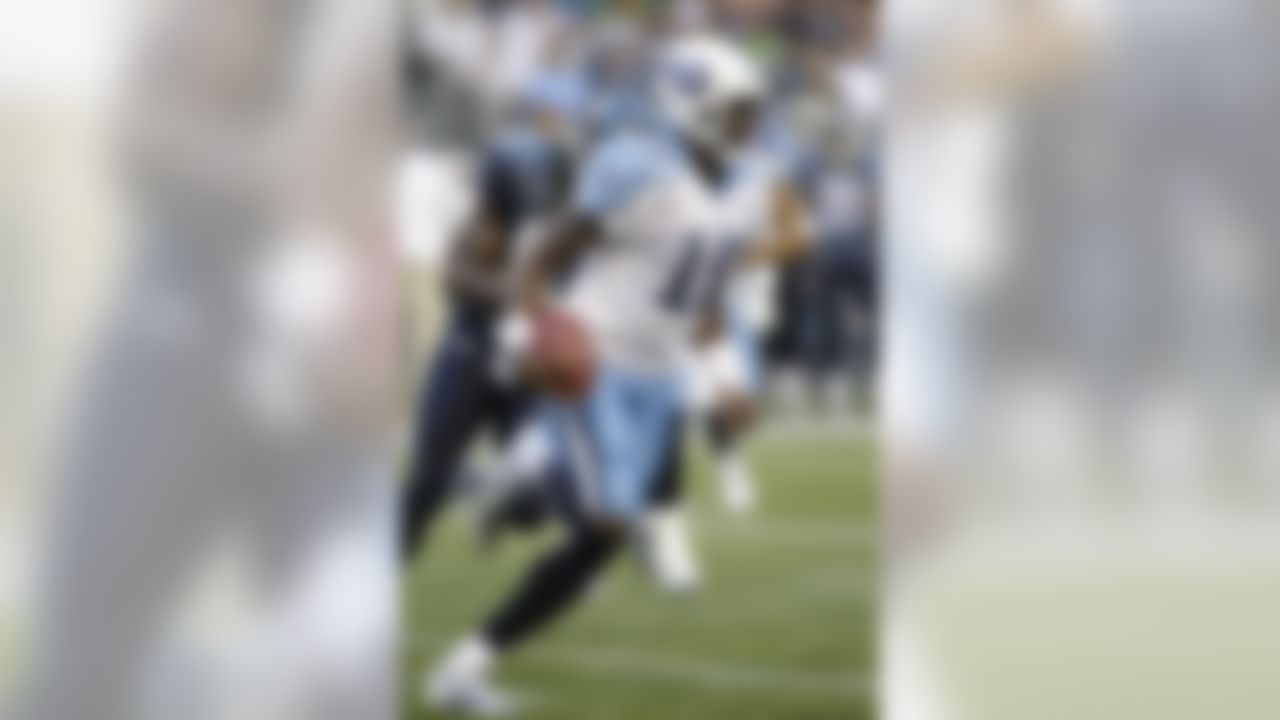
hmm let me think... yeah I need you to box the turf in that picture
[402,426,876,720]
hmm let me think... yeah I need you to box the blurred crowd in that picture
[399,0,883,415]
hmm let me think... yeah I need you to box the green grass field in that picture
[402,425,876,720]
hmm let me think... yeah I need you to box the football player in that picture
[400,71,584,560]
[424,36,787,715]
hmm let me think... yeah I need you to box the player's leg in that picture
[428,515,621,716]
[647,413,686,510]
[799,252,835,409]
[427,372,680,714]
[487,385,554,523]
[814,241,865,416]
[846,235,880,406]
[428,444,624,716]
[711,422,752,509]
[399,332,492,560]
[704,314,763,515]
[771,260,812,412]
[471,388,557,547]
[638,415,702,593]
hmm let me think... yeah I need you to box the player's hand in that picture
[504,306,596,399]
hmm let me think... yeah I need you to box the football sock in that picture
[484,528,621,650]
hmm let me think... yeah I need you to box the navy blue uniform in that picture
[803,152,879,375]
[400,128,573,559]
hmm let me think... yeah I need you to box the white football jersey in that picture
[564,131,775,375]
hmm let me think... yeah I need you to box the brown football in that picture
[527,306,596,399]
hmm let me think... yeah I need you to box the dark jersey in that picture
[481,127,574,232]
[451,127,575,335]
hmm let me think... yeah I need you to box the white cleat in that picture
[426,677,518,718]
[425,637,520,718]
[640,508,702,595]
[719,457,758,516]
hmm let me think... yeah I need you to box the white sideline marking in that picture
[412,635,871,698]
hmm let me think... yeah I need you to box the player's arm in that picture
[445,213,511,304]
[444,152,522,305]
[515,134,655,311]
[512,214,602,312]
[743,180,812,266]
[492,213,600,394]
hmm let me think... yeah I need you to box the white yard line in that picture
[410,635,872,698]
[695,517,877,546]
[529,645,873,698]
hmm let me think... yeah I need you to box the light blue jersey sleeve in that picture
[572,133,678,218]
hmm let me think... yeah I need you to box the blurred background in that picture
[886,1,1280,719]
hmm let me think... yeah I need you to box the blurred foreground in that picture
[887,0,1280,718]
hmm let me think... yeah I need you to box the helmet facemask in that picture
[657,37,766,163]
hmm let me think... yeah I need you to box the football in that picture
[527,305,596,399]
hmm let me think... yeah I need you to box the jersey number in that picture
[657,236,741,314]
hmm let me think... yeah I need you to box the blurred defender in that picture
[425,36,781,715]
[399,73,582,560]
